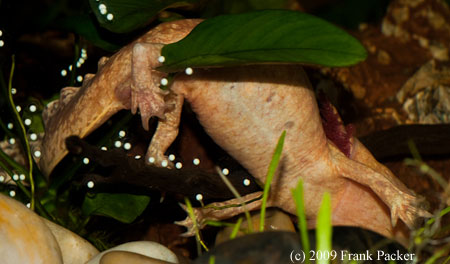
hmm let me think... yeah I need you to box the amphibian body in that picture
[39,19,429,244]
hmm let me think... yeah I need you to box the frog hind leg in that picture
[329,140,431,229]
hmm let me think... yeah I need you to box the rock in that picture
[87,241,179,264]
[100,250,176,264]
[397,60,450,123]
[195,231,303,264]
[382,0,450,61]
[0,193,63,264]
[42,217,99,264]
[215,208,295,245]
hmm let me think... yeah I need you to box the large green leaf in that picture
[82,193,150,223]
[159,10,367,72]
[89,0,198,33]
[57,14,120,51]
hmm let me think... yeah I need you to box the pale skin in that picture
[39,19,430,245]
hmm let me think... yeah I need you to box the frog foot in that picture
[390,192,432,229]
[131,84,168,130]
[175,203,209,237]
[131,42,167,130]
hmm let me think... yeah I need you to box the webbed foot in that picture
[131,43,167,130]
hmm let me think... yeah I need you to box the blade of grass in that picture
[260,130,286,232]
[230,217,243,240]
[6,56,36,210]
[184,197,209,253]
[316,192,332,264]
[292,179,311,264]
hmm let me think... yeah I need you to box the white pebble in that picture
[0,176,4,182]
[8,138,15,145]
[118,130,126,138]
[15,105,21,112]
[185,67,193,75]
[101,146,107,151]
[7,123,13,129]
[83,157,90,164]
[81,48,87,54]
[161,160,168,167]
[87,181,95,188]
[26,203,31,208]
[193,158,200,165]
[196,194,203,201]
[13,174,19,181]
[114,141,122,148]
[222,168,229,175]
[0,40,4,47]
[78,58,85,64]
[106,13,114,21]
[168,154,175,161]
[9,190,16,197]
[123,142,132,150]
[160,78,168,86]
[243,178,251,186]
[30,133,38,141]
[77,75,83,82]
[61,69,67,76]
[11,88,17,94]
[34,150,41,158]
[158,56,165,63]
[29,105,37,112]
[76,62,82,68]
[134,155,141,160]
[175,162,182,169]
[24,118,32,126]
[148,157,155,163]
[68,65,73,71]
[0,30,2,36]
[19,174,26,181]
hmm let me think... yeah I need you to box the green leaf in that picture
[88,0,198,33]
[159,10,367,72]
[57,14,120,51]
[316,192,332,264]
[82,193,150,223]
[292,179,311,264]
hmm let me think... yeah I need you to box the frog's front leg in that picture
[131,43,168,130]
[145,91,184,167]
